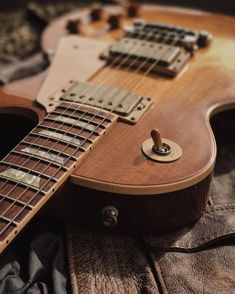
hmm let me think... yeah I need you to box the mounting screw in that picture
[101,206,119,227]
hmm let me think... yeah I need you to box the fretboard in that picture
[0,101,117,253]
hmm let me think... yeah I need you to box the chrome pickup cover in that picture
[110,38,181,67]
[62,82,142,116]
[105,20,212,77]
[58,81,152,124]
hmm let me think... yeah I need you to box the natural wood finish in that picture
[1,4,235,241]
[41,5,235,194]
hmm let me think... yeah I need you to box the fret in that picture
[0,161,58,183]
[30,131,86,154]
[21,139,79,161]
[0,220,15,242]
[31,129,86,150]
[52,113,105,129]
[0,216,18,226]
[8,151,67,177]
[40,120,98,141]
[0,165,56,192]
[0,198,26,225]
[0,198,31,227]
[56,105,113,123]
[37,124,93,145]
[0,171,46,194]
[0,166,41,188]
[45,115,95,132]
[31,125,91,150]
[11,149,68,172]
[39,129,81,146]
[17,143,70,166]
[0,178,44,206]
[45,115,103,133]
[0,193,33,209]
[0,94,118,253]
[53,108,111,127]
[58,102,114,122]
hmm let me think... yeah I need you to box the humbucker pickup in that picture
[49,81,152,124]
[104,20,212,77]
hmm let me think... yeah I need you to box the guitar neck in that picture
[0,100,117,253]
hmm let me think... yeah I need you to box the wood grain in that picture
[41,5,235,194]
[1,4,235,236]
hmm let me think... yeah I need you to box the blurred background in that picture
[0,0,235,78]
[0,0,235,60]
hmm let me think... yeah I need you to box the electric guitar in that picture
[1,4,235,254]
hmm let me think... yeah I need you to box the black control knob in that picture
[66,19,81,34]
[90,5,103,22]
[107,14,121,30]
[127,3,140,18]
[101,206,119,227]
[197,31,213,47]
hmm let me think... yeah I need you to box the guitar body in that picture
[1,4,235,239]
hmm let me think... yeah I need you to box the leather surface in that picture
[67,117,235,293]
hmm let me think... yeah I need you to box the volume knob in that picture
[66,19,81,34]
[197,31,213,47]
[90,5,103,22]
[127,3,140,18]
[107,14,121,30]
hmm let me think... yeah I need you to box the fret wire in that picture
[0,161,58,182]
[0,29,166,236]
[11,150,68,171]
[44,116,100,135]
[0,194,33,209]
[0,175,46,194]
[0,31,147,235]
[21,140,79,160]
[0,216,19,226]
[51,111,108,129]
[30,130,86,150]
[0,28,148,198]
[51,111,105,128]
[39,124,93,145]
[56,105,113,123]
[50,109,103,126]
[0,29,142,204]
[0,29,178,234]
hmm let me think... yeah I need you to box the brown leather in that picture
[66,131,235,293]
[67,201,235,293]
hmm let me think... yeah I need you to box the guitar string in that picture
[0,28,164,232]
[0,29,151,205]
[0,27,183,235]
[0,27,184,233]
[0,27,183,236]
